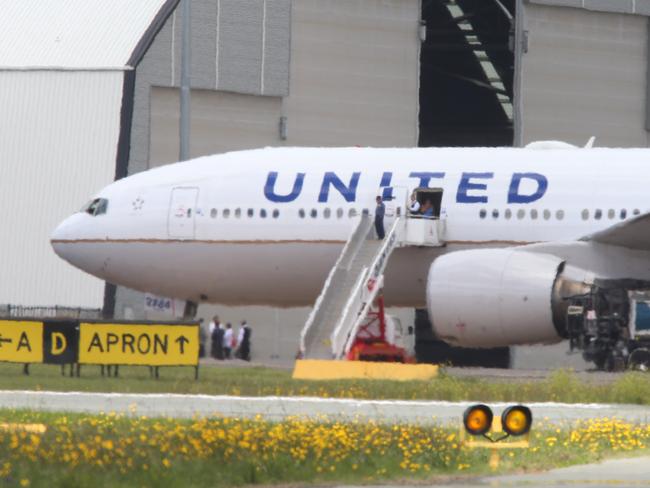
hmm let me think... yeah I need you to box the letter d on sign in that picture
[51,332,67,355]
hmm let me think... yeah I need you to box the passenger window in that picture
[235,208,241,219]
[543,209,551,220]
[556,210,564,220]
[530,209,538,220]
[362,209,369,216]
[187,209,192,218]
[620,209,627,219]
[260,209,267,218]
[479,209,487,219]
[273,209,280,219]
[247,208,254,218]
[349,209,357,218]
[607,209,615,219]
[492,209,499,219]
[324,208,331,219]
[223,209,230,218]
[310,209,318,218]
[633,209,641,216]
[504,209,512,220]
[594,209,602,220]
[299,209,305,218]
[581,209,589,220]
[210,208,217,218]
[516,209,525,220]
[337,208,343,219]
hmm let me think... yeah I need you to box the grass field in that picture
[0,409,646,487]
[0,363,649,404]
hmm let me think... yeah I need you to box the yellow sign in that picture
[0,320,43,363]
[79,323,199,366]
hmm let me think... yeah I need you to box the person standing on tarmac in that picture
[236,321,252,361]
[375,196,385,239]
[210,315,225,360]
[223,323,234,359]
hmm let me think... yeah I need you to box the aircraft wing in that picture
[581,212,650,250]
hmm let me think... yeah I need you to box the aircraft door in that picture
[168,187,199,239]
[383,186,408,228]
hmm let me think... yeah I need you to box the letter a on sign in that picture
[0,320,42,363]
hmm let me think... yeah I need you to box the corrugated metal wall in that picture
[0,0,168,68]
[283,0,420,146]
[129,0,291,175]
[0,71,123,307]
[150,87,283,164]
[519,4,649,146]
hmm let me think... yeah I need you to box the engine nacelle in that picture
[427,249,586,348]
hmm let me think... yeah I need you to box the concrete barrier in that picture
[292,359,438,381]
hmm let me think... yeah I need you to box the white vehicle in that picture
[51,145,650,352]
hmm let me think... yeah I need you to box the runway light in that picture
[501,405,532,436]
[463,404,493,436]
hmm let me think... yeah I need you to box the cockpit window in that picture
[81,198,109,216]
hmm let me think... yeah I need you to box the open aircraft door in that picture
[383,186,408,228]
[168,187,198,239]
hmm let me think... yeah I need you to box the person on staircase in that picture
[375,196,385,239]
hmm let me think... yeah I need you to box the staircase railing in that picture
[299,215,373,356]
[330,217,404,359]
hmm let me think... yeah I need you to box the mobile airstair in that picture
[300,213,446,361]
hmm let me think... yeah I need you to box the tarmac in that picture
[0,390,649,425]
[338,456,650,487]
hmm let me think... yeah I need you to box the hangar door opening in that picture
[419,0,515,147]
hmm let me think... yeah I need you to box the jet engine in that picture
[426,249,590,348]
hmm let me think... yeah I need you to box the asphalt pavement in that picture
[0,390,649,424]
[335,456,650,487]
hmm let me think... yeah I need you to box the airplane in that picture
[50,143,650,357]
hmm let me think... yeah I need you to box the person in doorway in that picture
[409,193,420,214]
[223,323,234,359]
[236,320,252,361]
[375,196,385,239]
[420,200,434,217]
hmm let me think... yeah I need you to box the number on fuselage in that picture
[168,187,198,239]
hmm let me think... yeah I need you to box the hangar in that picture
[2,0,650,365]
[0,0,174,312]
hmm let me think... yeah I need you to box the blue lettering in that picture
[409,172,445,188]
[456,172,493,203]
[264,171,305,203]
[318,172,360,203]
[508,172,548,204]
[380,172,393,200]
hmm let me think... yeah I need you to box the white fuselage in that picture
[51,147,650,308]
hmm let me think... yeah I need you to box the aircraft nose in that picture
[50,213,87,261]
[51,213,84,242]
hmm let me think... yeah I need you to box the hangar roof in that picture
[0,0,176,70]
